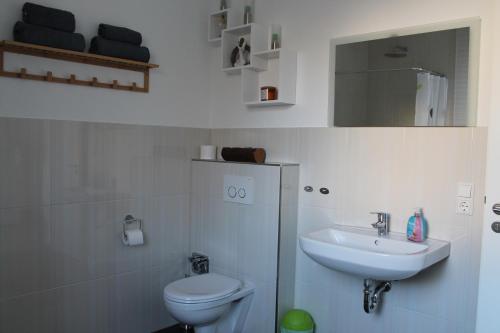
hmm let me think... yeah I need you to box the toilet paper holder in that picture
[122,214,142,237]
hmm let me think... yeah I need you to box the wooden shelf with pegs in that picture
[0,40,159,93]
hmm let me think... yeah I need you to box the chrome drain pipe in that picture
[363,279,392,313]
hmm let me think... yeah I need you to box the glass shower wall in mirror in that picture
[333,27,475,127]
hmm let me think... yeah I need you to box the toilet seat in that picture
[164,273,242,304]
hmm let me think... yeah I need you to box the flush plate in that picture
[223,175,254,205]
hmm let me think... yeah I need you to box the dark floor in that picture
[153,324,194,333]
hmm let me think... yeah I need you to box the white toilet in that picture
[163,273,255,333]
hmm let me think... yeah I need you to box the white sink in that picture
[299,225,450,281]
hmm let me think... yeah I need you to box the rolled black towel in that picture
[14,21,86,52]
[221,147,267,164]
[22,2,76,33]
[89,37,150,63]
[98,24,142,46]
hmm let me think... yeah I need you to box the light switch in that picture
[457,183,473,198]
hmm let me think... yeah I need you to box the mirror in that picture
[331,21,479,127]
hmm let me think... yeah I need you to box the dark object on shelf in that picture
[98,24,142,46]
[0,40,159,93]
[14,21,85,52]
[221,147,266,164]
[89,36,150,62]
[261,86,278,101]
[22,2,76,33]
[230,37,251,67]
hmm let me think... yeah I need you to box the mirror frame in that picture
[328,18,481,127]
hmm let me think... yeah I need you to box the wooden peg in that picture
[19,68,27,78]
[69,74,76,83]
[46,71,53,82]
[143,70,150,92]
[112,80,118,89]
[0,49,4,72]
[132,82,138,91]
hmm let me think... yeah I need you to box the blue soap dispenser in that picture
[407,208,428,242]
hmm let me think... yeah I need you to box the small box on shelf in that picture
[242,49,297,107]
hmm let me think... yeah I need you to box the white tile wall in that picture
[0,117,210,333]
[211,126,488,333]
[0,118,50,209]
[0,118,487,333]
[49,122,154,204]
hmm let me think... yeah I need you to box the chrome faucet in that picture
[189,252,209,274]
[370,212,390,236]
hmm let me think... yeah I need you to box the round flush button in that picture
[493,204,500,215]
[238,188,246,198]
[228,186,237,198]
[319,188,330,195]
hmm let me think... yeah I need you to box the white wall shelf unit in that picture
[208,8,235,44]
[208,8,298,107]
[221,23,268,73]
[242,48,297,107]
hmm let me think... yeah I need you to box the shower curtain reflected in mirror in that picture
[335,69,449,127]
[415,73,449,126]
[332,26,473,127]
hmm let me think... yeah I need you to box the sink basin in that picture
[299,225,450,281]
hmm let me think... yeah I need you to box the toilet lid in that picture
[164,273,242,303]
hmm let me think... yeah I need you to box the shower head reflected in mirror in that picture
[384,45,408,58]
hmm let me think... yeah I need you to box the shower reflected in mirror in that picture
[331,23,479,127]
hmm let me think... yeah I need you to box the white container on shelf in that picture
[200,145,217,160]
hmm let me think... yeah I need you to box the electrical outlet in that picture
[456,197,473,215]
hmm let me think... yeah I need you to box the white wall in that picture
[211,127,487,332]
[208,0,495,128]
[1,0,495,129]
[0,0,211,128]
[476,1,500,331]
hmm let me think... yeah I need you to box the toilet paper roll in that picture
[122,229,144,246]
[200,145,217,160]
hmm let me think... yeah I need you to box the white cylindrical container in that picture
[200,145,217,160]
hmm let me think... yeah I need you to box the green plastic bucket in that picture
[280,309,314,333]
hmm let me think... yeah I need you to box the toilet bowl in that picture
[163,273,255,333]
